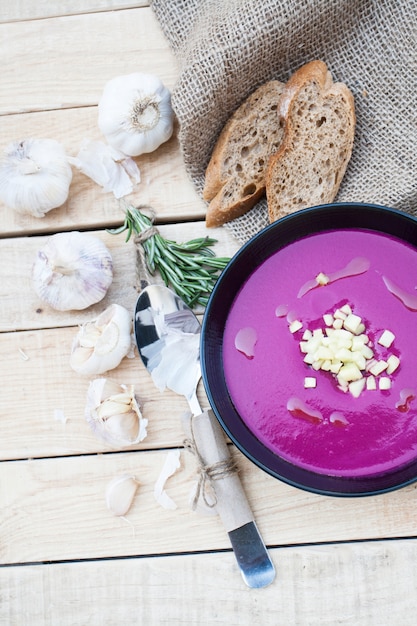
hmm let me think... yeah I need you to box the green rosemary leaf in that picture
[173,282,193,299]
[202,257,230,268]
[158,256,185,283]
[157,263,170,287]
[183,268,213,280]
[125,219,133,243]
[168,251,205,270]
[106,221,129,236]
[109,205,231,307]
[170,237,214,251]
[159,245,184,266]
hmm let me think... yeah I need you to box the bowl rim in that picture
[201,202,417,497]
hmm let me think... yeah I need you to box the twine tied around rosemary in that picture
[132,206,159,291]
[184,415,239,510]
[107,203,231,308]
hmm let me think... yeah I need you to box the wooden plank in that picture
[0,1,149,23]
[0,8,176,115]
[0,6,208,237]
[2,4,414,621]
[0,5,206,237]
[0,325,209,460]
[2,540,417,625]
[2,447,417,564]
[0,222,240,332]
[0,109,206,237]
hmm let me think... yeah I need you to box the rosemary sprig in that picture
[108,205,230,307]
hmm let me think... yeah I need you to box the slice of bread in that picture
[203,80,286,228]
[266,60,355,223]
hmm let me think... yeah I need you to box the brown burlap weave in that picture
[150,0,417,244]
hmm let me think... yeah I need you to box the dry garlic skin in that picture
[85,377,148,447]
[98,73,174,156]
[68,139,140,199]
[0,138,72,217]
[70,304,133,376]
[32,231,113,311]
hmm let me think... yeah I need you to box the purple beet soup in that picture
[222,229,417,477]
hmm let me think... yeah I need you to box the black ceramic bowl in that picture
[201,202,417,496]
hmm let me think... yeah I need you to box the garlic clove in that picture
[69,346,94,369]
[85,378,148,447]
[32,231,113,311]
[0,138,72,217]
[96,398,132,419]
[104,412,140,443]
[78,325,102,348]
[95,378,122,397]
[102,391,132,404]
[94,321,120,356]
[70,304,132,376]
[98,73,174,157]
[105,474,139,516]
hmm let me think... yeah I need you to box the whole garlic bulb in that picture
[98,73,174,157]
[32,231,113,311]
[85,378,148,447]
[70,304,132,376]
[0,138,72,217]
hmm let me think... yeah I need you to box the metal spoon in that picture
[134,283,275,588]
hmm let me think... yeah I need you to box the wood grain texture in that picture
[0,6,206,237]
[0,1,148,23]
[1,541,417,625]
[2,446,417,564]
[2,1,417,620]
[0,325,208,460]
[0,110,205,237]
[0,8,175,115]
[0,222,239,332]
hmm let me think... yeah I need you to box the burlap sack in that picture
[151,0,417,244]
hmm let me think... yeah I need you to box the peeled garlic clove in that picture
[69,346,94,370]
[78,326,102,348]
[70,304,132,376]
[32,231,113,311]
[105,474,139,516]
[96,397,132,419]
[94,320,122,356]
[0,138,72,217]
[98,73,174,157]
[85,377,148,447]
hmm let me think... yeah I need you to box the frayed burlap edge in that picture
[151,0,417,244]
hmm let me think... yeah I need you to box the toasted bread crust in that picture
[266,61,355,223]
[205,186,265,228]
[203,80,286,227]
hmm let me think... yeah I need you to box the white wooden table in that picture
[1,3,417,624]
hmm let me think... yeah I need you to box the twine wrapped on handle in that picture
[182,409,255,532]
[184,414,239,510]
